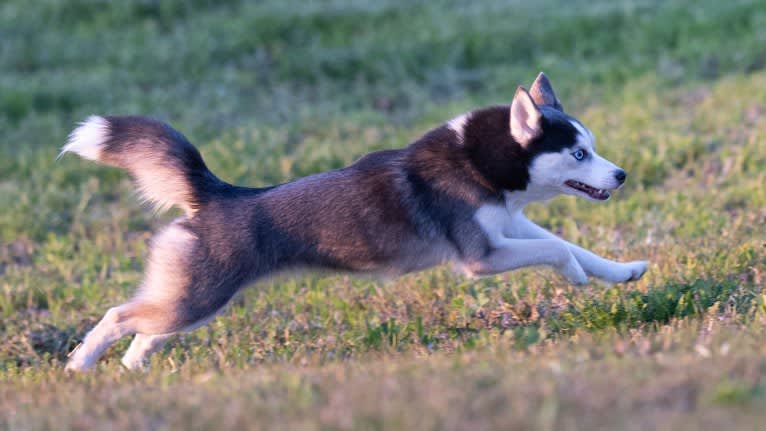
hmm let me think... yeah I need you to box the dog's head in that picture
[510,73,626,201]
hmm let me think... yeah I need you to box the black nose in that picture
[614,169,627,184]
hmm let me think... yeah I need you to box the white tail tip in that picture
[59,115,109,161]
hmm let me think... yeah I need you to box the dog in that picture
[60,72,647,371]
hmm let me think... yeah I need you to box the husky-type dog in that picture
[61,73,647,371]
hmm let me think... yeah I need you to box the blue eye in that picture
[572,149,586,161]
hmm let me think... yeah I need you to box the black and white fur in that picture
[61,73,647,371]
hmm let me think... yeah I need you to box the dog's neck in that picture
[503,188,558,213]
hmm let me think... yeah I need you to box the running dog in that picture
[61,73,647,371]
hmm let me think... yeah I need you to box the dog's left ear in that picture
[529,72,563,111]
[510,86,543,147]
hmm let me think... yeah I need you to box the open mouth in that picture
[565,180,611,200]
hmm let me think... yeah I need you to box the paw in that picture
[121,353,148,371]
[120,358,146,371]
[64,343,94,372]
[65,356,90,372]
[623,260,648,282]
[604,260,648,283]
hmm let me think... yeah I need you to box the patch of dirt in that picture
[0,313,96,366]
[0,239,35,275]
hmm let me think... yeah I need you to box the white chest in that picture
[473,204,515,247]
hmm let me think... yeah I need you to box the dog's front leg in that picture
[504,213,647,283]
[466,238,588,285]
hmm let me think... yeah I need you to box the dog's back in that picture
[187,127,495,281]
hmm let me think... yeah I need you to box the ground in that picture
[1,1,766,429]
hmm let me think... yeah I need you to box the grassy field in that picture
[2,0,766,429]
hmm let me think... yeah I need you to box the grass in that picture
[1,0,766,429]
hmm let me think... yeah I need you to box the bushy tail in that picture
[60,115,227,215]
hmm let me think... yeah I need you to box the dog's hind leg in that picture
[67,220,247,371]
[120,303,229,370]
[121,333,174,370]
[66,224,186,371]
[65,301,178,371]
[66,221,200,371]
[120,296,233,370]
[69,290,233,371]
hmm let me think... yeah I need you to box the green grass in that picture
[2,0,766,429]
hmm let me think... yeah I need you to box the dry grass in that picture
[4,317,766,430]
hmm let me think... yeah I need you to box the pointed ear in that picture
[510,86,542,147]
[529,72,563,111]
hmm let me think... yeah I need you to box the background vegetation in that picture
[1,0,765,429]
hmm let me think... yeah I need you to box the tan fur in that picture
[133,220,196,307]
[100,141,196,215]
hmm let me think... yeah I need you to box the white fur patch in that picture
[60,115,109,161]
[569,120,595,150]
[526,152,570,197]
[473,204,512,247]
[447,113,470,143]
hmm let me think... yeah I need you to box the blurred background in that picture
[2,1,766,429]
